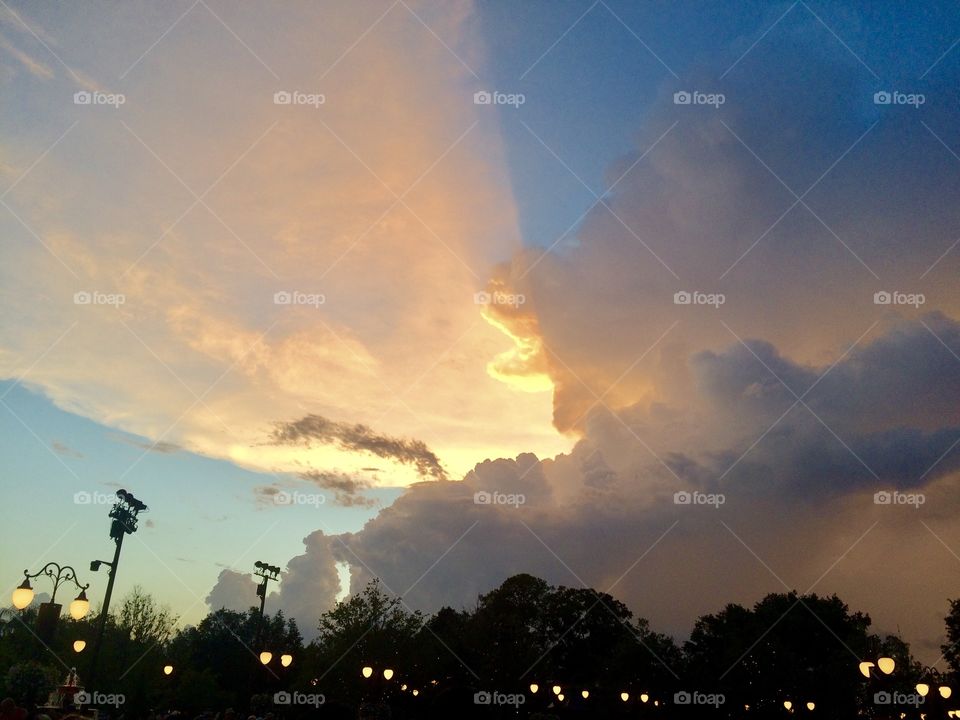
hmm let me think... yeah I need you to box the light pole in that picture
[11,562,90,642]
[253,560,280,649]
[87,489,147,687]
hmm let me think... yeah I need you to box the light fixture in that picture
[401,684,407,691]
[73,640,86,653]
[784,701,793,711]
[69,590,90,620]
[280,654,293,667]
[383,668,394,680]
[259,651,272,665]
[878,657,896,675]
[557,694,564,702]
[529,684,539,694]
[362,666,373,678]
[917,684,930,697]
[859,661,876,678]
[621,692,629,702]
[941,686,953,699]
[163,665,173,676]
[581,690,589,699]
[806,702,815,711]
[552,685,561,696]
[11,579,34,610]
[411,689,419,697]
[641,693,649,703]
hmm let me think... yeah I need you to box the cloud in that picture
[51,440,83,458]
[108,433,181,454]
[270,414,447,482]
[205,569,265,614]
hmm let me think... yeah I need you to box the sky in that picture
[2,0,960,667]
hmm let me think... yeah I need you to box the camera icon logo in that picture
[873,290,891,305]
[673,491,692,505]
[873,491,892,505]
[75,692,91,705]
[274,491,293,505]
[474,491,492,505]
[674,691,692,705]
[74,91,92,105]
[74,491,92,504]
[874,691,892,705]
[74,291,92,305]
[273,692,291,705]
[674,91,692,105]
[473,291,491,305]
[673,290,692,305]
[274,291,292,305]
[474,691,492,705]
[873,91,892,105]
[473,91,492,105]
[273,91,292,105]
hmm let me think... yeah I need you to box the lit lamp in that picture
[383,668,394,680]
[69,590,90,620]
[621,692,630,702]
[259,651,272,665]
[641,693,649,703]
[806,702,815,711]
[163,665,174,676]
[529,684,539,694]
[557,694,565,702]
[552,685,561,696]
[280,654,293,667]
[11,579,34,609]
[362,666,373,678]
[784,701,793,711]
[878,657,896,675]
[917,684,930,697]
[73,640,86,653]
[941,686,953,699]
[411,689,419,697]
[581,690,589,699]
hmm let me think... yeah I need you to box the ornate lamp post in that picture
[11,562,89,642]
[253,560,281,650]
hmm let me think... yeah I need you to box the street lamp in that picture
[280,653,293,667]
[88,489,147,688]
[73,640,86,653]
[259,652,273,665]
[382,668,394,680]
[10,562,90,642]
[362,666,374,678]
[163,665,174,676]
[529,684,539,694]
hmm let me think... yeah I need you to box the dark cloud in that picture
[299,470,377,508]
[270,414,448,481]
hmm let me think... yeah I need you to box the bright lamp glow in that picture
[940,686,953,699]
[69,591,90,620]
[917,684,930,697]
[361,666,373,678]
[411,689,419,697]
[259,652,272,665]
[581,690,589,699]
[784,701,793,711]
[806,702,815,711]
[383,668,394,680]
[621,692,629,702]
[11,580,34,610]
[552,685,561,695]
[73,640,86,653]
[280,654,293,667]
[529,684,539,694]
[878,657,896,675]
[641,693,649,703]
[557,694,564,702]
[163,665,173,675]
[859,661,875,678]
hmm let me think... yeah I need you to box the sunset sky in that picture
[3,0,960,664]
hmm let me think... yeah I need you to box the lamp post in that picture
[87,489,147,687]
[10,562,90,642]
[253,560,281,650]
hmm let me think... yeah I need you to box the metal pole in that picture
[87,531,123,688]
